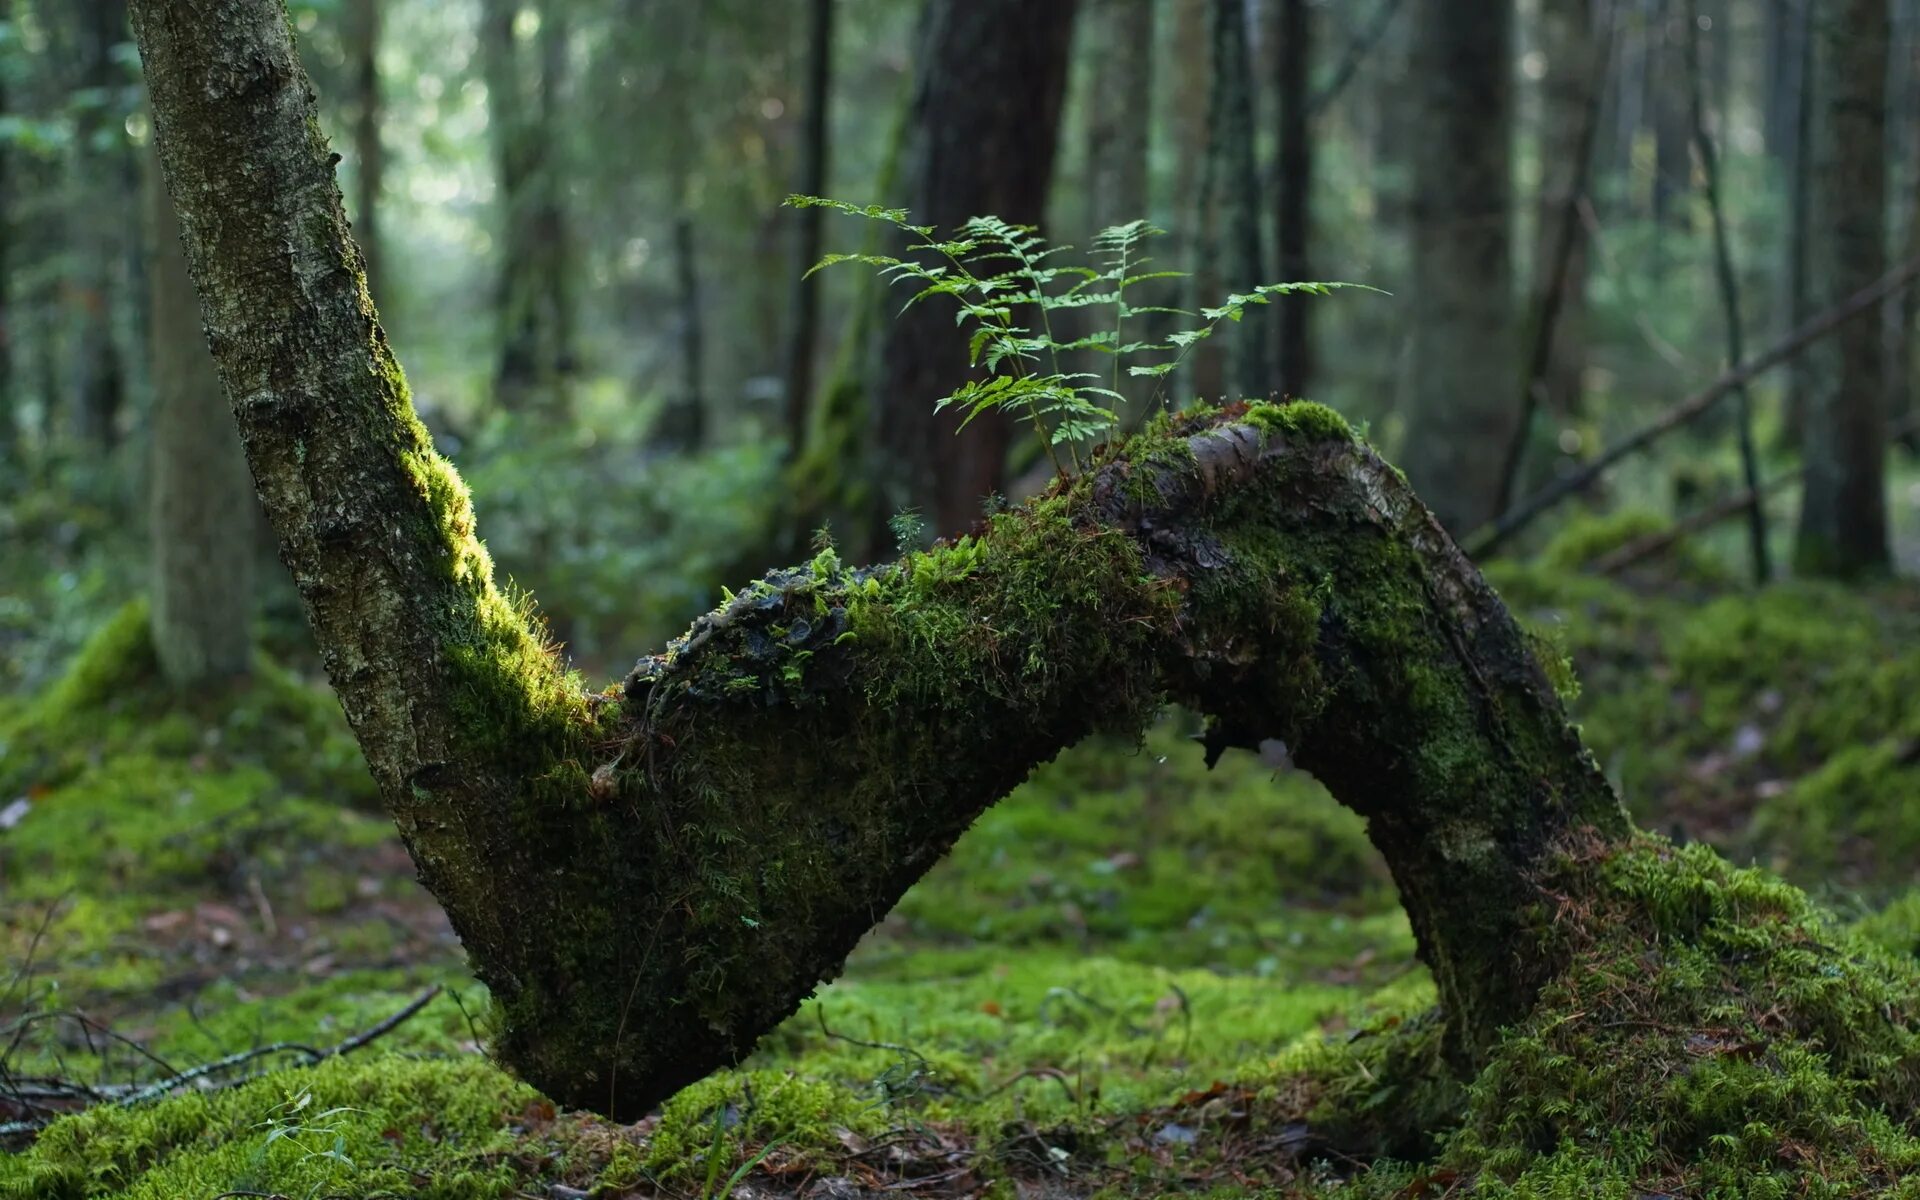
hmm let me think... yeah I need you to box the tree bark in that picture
[1398,0,1517,534]
[482,0,573,416]
[781,0,834,460]
[136,0,1632,1122]
[1205,0,1272,401]
[875,0,1077,542]
[71,0,133,452]
[1081,0,1154,409]
[0,0,14,479]
[1532,0,1594,431]
[1273,0,1313,400]
[145,143,254,687]
[1795,0,1893,577]
[346,0,382,301]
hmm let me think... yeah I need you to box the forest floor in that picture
[8,534,1920,1197]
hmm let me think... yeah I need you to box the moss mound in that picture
[1249,837,1920,1197]
[1491,566,1920,892]
[0,598,374,805]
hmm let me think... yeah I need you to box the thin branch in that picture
[1493,0,1618,516]
[1306,0,1407,118]
[1469,251,1920,557]
[1686,0,1769,584]
[1592,410,1920,576]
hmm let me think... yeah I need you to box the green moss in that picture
[1490,567,1920,892]
[1,599,376,805]
[0,1056,540,1200]
[1240,400,1355,444]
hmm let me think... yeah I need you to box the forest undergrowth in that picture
[8,549,1920,1197]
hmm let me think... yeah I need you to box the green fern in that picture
[787,195,1380,474]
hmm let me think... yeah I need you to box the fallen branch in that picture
[1307,0,1407,118]
[1469,250,1920,558]
[1591,410,1920,576]
[0,986,442,1138]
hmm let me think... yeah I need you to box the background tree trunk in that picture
[1795,0,1893,578]
[483,0,574,416]
[1206,0,1272,401]
[782,0,834,460]
[1533,0,1594,434]
[874,0,1077,542]
[1081,0,1154,409]
[346,0,383,302]
[136,0,1633,1121]
[70,0,132,452]
[145,144,253,688]
[1272,0,1313,400]
[0,0,14,480]
[1398,0,1517,534]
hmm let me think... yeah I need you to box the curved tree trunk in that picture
[134,0,1630,1122]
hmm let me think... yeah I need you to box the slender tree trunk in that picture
[137,0,1638,1121]
[1795,0,1893,577]
[1273,0,1313,399]
[145,144,254,687]
[1783,0,1816,446]
[666,208,705,450]
[482,0,572,415]
[1207,0,1271,400]
[1172,0,1223,408]
[346,0,383,300]
[1764,0,1800,157]
[1399,0,1516,534]
[71,0,131,451]
[782,0,834,460]
[875,0,1077,542]
[0,0,14,479]
[1686,0,1771,583]
[1647,4,1692,269]
[1081,0,1154,408]
[1888,0,1920,451]
[1533,0,1595,430]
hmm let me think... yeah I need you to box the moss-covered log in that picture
[134,0,1629,1121]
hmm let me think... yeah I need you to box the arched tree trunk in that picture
[133,0,1630,1122]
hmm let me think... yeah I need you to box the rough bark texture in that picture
[137,0,1630,1123]
[1398,0,1517,534]
[146,145,254,687]
[1795,0,1892,577]
[876,0,1077,542]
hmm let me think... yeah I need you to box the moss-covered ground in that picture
[9,553,1920,1196]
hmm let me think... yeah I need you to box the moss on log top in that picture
[438,402,1623,1119]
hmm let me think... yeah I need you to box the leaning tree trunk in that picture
[133,0,1630,1121]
